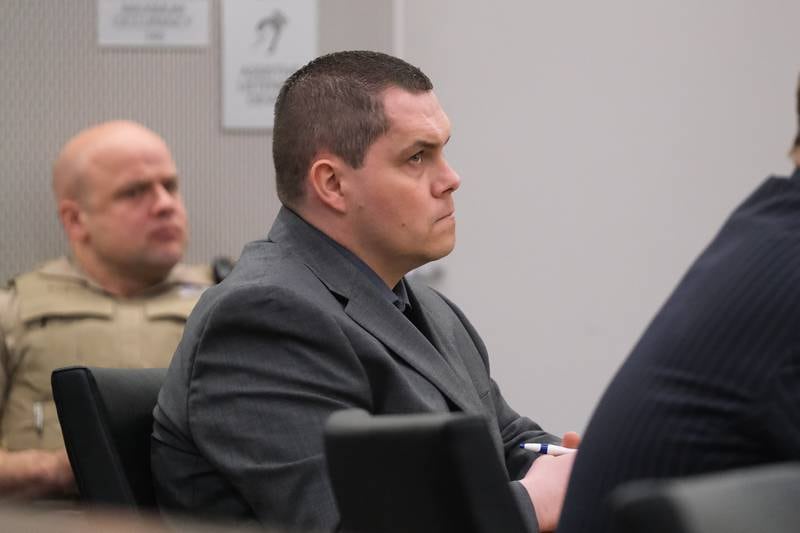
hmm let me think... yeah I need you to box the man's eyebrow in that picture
[117,179,150,191]
[407,135,452,151]
[128,175,178,186]
[114,175,178,193]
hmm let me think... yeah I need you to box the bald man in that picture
[0,121,213,498]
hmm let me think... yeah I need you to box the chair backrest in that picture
[610,463,800,533]
[324,409,529,533]
[51,365,167,511]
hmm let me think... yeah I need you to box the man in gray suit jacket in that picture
[152,50,577,532]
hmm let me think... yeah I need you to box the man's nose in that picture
[151,184,177,214]
[433,159,461,196]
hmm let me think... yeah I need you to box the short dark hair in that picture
[272,50,433,206]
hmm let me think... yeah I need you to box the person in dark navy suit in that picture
[558,77,800,533]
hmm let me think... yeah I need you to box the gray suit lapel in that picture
[268,208,481,413]
[344,287,483,414]
[405,284,481,407]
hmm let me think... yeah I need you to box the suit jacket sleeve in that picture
[186,284,371,531]
[435,290,557,533]
[765,346,800,458]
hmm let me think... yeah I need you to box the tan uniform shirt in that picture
[0,257,212,451]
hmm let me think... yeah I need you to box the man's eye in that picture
[122,186,146,198]
[409,152,424,164]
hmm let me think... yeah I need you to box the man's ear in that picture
[308,155,348,213]
[58,199,88,243]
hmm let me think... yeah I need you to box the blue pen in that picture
[520,442,577,456]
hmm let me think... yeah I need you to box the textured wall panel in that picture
[0,0,391,282]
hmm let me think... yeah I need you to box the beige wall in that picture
[0,0,392,281]
[400,0,800,434]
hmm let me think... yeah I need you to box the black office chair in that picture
[51,365,167,511]
[324,409,529,533]
[610,463,800,533]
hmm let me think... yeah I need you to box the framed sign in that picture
[97,0,209,47]
[222,0,317,130]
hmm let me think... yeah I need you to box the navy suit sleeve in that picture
[765,347,800,459]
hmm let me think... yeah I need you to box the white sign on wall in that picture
[222,0,317,130]
[97,0,209,47]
